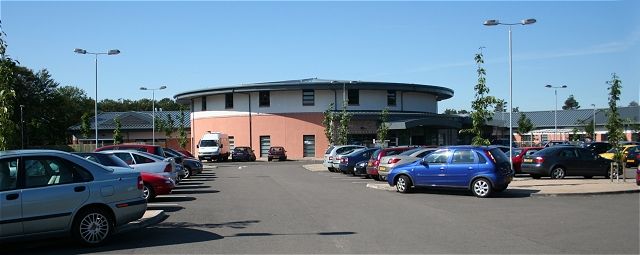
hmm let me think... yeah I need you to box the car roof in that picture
[0,149,72,157]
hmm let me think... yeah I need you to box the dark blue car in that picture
[387,146,513,197]
[339,148,378,175]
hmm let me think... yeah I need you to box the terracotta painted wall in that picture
[191,112,328,159]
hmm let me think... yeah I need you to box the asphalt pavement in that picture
[3,160,639,254]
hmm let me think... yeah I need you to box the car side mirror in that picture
[420,158,429,166]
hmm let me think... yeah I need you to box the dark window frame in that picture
[201,96,207,111]
[387,90,397,106]
[302,89,314,106]
[259,91,270,107]
[225,93,234,109]
[348,89,359,106]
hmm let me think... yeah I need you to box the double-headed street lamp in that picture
[591,103,596,141]
[74,48,121,149]
[545,84,568,139]
[140,86,167,145]
[484,18,536,170]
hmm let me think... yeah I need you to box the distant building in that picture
[174,78,459,159]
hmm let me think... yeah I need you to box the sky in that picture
[1,0,639,113]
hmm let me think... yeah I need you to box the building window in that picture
[387,90,396,106]
[348,89,359,105]
[201,96,207,111]
[225,93,233,109]
[302,89,314,106]
[303,135,315,157]
[259,91,270,107]
[229,136,235,149]
[260,136,271,157]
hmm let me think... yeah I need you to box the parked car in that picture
[96,144,166,158]
[511,147,544,174]
[177,150,195,158]
[624,146,640,167]
[583,142,613,155]
[521,146,614,179]
[100,150,181,184]
[378,147,437,180]
[636,167,640,186]
[599,145,637,161]
[323,145,367,172]
[367,147,414,181]
[387,146,513,197]
[268,146,287,161]
[164,148,204,178]
[74,152,175,201]
[543,140,571,147]
[353,160,369,176]
[0,150,146,246]
[231,146,257,162]
[332,148,365,170]
[338,148,377,175]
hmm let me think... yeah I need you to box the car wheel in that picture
[268,157,272,162]
[396,175,412,193]
[142,183,156,201]
[550,167,566,179]
[184,167,192,179]
[531,174,542,179]
[72,207,113,246]
[471,178,492,198]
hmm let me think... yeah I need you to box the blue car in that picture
[338,148,378,175]
[387,146,513,197]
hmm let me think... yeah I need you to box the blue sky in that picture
[2,0,639,112]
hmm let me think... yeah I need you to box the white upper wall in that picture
[192,89,438,115]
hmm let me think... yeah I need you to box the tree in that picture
[562,94,581,110]
[461,51,499,145]
[494,99,506,112]
[0,21,19,150]
[322,103,335,145]
[376,108,390,146]
[444,109,457,115]
[112,116,123,144]
[517,113,534,145]
[583,119,595,140]
[178,106,188,149]
[336,104,351,145]
[605,73,624,179]
[458,109,469,114]
[154,117,167,139]
[512,107,520,113]
[80,112,91,139]
[629,101,639,107]
[164,114,175,139]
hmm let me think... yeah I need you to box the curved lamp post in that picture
[483,18,536,170]
[74,48,120,149]
[545,84,568,139]
[140,86,167,145]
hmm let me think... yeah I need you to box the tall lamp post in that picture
[591,103,596,141]
[19,105,24,149]
[545,84,567,140]
[140,86,167,145]
[484,18,536,170]
[74,48,120,149]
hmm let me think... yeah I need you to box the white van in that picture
[197,132,230,162]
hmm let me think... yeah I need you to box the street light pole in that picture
[545,84,568,140]
[591,103,596,141]
[484,18,536,171]
[140,86,167,145]
[19,105,24,149]
[74,48,120,149]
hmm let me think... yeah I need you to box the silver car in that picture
[101,150,180,183]
[0,150,146,246]
[378,147,437,179]
[323,145,366,172]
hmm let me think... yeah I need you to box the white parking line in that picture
[174,185,203,188]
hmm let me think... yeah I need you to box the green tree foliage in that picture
[98,97,179,112]
[80,112,91,139]
[562,94,581,110]
[178,106,188,148]
[0,89,16,150]
[517,113,534,144]
[376,107,390,145]
[512,107,520,113]
[337,104,351,145]
[605,73,624,161]
[461,51,499,145]
[322,103,335,145]
[112,117,123,144]
[494,99,506,112]
[0,22,20,150]
[583,120,595,140]
[629,101,639,107]
[164,114,175,139]
[154,117,166,138]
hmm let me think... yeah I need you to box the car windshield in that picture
[235,147,248,152]
[200,140,218,147]
[511,149,523,157]
[371,149,381,160]
[605,148,618,153]
[399,148,423,156]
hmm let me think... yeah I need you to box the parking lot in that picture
[3,160,639,254]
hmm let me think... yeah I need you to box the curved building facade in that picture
[174,78,456,159]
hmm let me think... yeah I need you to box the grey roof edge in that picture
[173,78,454,103]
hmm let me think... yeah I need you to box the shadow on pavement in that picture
[0,227,223,254]
[172,185,212,190]
[152,196,197,202]
[159,220,260,229]
[176,181,204,185]
[146,205,184,212]
[226,231,356,238]
[409,187,539,198]
[170,190,220,195]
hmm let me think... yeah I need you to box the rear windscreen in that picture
[325,146,335,154]
[488,148,510,164]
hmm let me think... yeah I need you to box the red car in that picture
[96,144,166,158]
[366,147,413,181]
[141,172,175,201]
[636,167,639,186]
[511,147,543,174]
